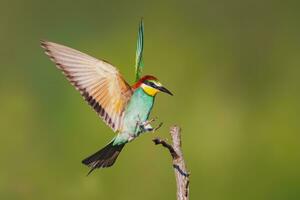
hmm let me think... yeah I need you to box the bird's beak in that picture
[158,86,173,96]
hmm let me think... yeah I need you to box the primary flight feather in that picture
[41,41,132,132]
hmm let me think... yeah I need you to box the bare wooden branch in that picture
[153,126,190,200]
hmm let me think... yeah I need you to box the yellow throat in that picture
[141,84,159,96]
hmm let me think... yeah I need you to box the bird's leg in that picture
[139,117,163,133]
[143,117,157,126]
[138,117,156,132]
[136,115,152,134]
[142,123,154,132]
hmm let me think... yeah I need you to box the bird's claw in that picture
[143,117,157,126]
[138,118,162,133]
[152,122,163,133]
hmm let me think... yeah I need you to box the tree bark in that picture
[153,126,190,200]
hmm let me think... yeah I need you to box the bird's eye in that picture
[149,82,156,87]
[144,80,157,88]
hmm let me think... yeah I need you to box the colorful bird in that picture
[41,20,173,175]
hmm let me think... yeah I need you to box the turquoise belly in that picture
[121,88,154,137]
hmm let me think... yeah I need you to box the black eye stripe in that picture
[150,82,155,87]
[144,80,158,88]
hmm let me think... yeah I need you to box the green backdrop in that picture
[1,0,300,199]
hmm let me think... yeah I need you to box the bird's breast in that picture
[121,88,155,136]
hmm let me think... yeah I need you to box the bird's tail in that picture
[82,139,125,175]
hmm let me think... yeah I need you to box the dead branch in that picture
[153,126,190,200]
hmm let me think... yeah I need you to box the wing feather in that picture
[41,41,132,132]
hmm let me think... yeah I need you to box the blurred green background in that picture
[1,0,300,199]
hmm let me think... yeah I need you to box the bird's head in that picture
[132,75,173,96]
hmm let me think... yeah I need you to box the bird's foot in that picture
[142,117,157,126]
[142,121,163,133]
[137,117,156,129]
[137,117,163,133]
[152,122,163,133]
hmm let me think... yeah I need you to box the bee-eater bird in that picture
[41,20,173,175]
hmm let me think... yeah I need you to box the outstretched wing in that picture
[41,41,133,132]
[135,19,144,82]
